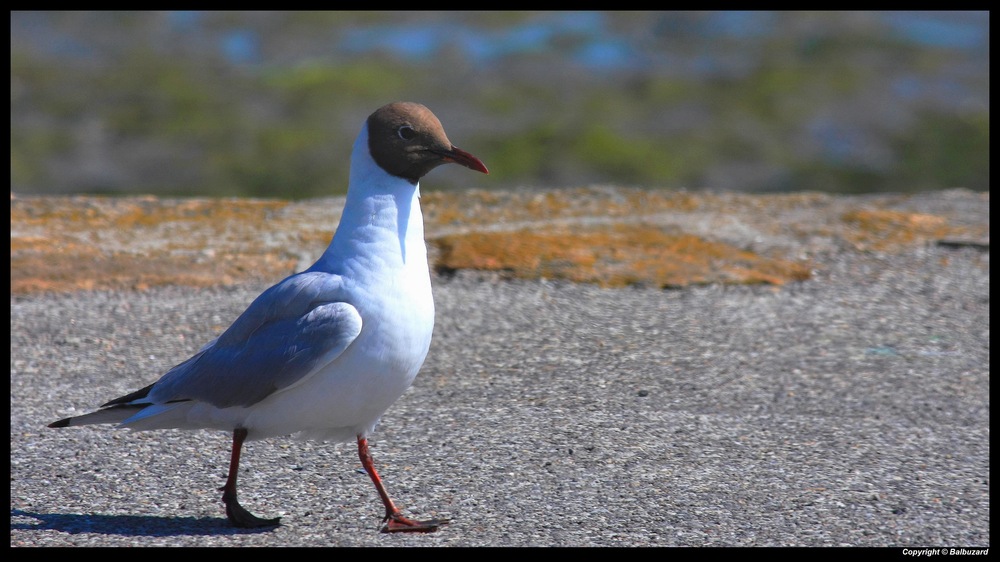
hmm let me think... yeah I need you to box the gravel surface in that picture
[10,193,990,547]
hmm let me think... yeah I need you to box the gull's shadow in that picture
[11,509,278,537]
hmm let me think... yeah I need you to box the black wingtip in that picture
[48,417,72,428]
[101,382,156,408]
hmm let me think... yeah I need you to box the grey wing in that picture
[145,271,362,408]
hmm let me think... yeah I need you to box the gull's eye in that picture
[397,125,416,141]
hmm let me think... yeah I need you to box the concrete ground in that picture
[10,188,989,546]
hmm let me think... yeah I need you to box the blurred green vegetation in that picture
[893,110,990,191]
[10,12,989,197]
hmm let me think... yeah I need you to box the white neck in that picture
[310,124,427,277]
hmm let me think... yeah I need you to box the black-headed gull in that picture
[49,102,489,532]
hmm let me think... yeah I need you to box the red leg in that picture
[220,428,280,528]
[357,435,448,533]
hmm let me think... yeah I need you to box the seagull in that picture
[48,102,489,532]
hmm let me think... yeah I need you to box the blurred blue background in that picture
[10,11,989,198]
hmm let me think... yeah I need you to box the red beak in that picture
[437,145,489,175]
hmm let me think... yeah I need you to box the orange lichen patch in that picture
[422,187,831,230]
[432,223,813,288]
[841,209,957,251]
[422,187,717,228]
[11,245,300,295]
[12,196,293,241]
[11,195,306,295]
